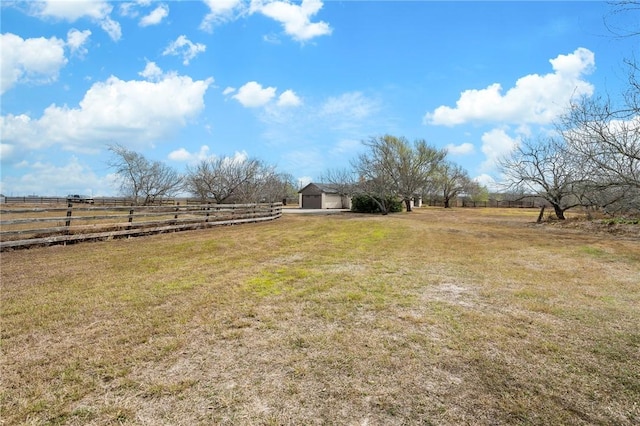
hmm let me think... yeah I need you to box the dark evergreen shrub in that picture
[351,195,403,213]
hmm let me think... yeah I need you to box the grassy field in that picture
[1,207,639,425]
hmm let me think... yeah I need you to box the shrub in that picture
[351,194,403,214]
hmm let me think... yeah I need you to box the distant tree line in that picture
[107,144,297,206]
[321,135,485,214]
[108,136,483,214]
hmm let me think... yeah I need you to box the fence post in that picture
[65,202,73,229]
[537,206,546,223]
[127,206,134,230]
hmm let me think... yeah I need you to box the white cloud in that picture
[162,35,206,65]
[480,128,521,172]
[252,0,332,42]
[0,115,36,156]
[424,47,595,126]
[329,138,361,156]
[138,61,163,81]
[30,0,112,21]
[199,0,332,41]
[119,2,138,18]
[139,4,169,27]
[473,173,500,192]
[0,143,16,163]
[257,90,386,148]
[200,0,246,31]
[0,33,67,94]
[1,73,214,153]
[66,28,91,56]
[277,89,302,107]
[99,16,122,41]
[223,151,249,165]
[168,145,215,163]
[263,33,281,44]
[320,91,380,121]
[445,142,475,155]
[28,0,122,41]
[233,81,277,107]
[232,83,301,110]
[119,1,154,18]
[551,48,595,76]
[0,157,109,196]
[167,148,193,162]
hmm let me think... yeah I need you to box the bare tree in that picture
[185,156,286,204]
[568,1,640,215]
[604,1,640,38]
[234,166,294,203]
[352,149,397,214]
[319,168,357,208]
[466,180,490,204]
[258,172,297,204]
[562,96,640,188]
[107,144,183,205]
[558,61,640,215]
[185,156,258,203]
[499,137,590,220]
[434,161,473,208]
[352,135,445,212]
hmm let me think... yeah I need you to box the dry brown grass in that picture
[1,207,639,425]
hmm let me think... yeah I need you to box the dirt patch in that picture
[422,282,478,308]
[537,217,640,239]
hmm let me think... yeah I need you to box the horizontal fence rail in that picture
[1,197,208,206]
[426,199,549,208]
[0,203,282,250]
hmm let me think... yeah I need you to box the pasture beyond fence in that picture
[0,203,282,250]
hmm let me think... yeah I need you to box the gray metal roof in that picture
[298,183,339,194]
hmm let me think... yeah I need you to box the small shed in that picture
[298,183,351,209]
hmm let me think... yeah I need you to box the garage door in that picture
[302,194,322,209]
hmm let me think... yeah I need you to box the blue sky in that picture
[1,0,638,196]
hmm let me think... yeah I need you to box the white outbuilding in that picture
[298,183,351,209]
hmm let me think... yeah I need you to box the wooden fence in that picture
[2,197,200,206]
[0,203,282,250]
[426,199,548,208]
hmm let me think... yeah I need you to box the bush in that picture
[351,195,403,214]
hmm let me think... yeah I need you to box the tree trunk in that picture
[371,197,388,215]
[404,198,412,212]
[444,197,450,208]
[552,203,566,220]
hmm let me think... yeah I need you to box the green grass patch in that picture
[579,245,608,257]
[244,267,312,297]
